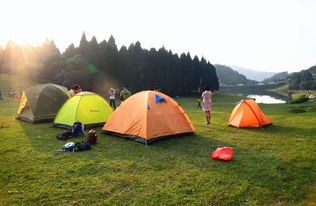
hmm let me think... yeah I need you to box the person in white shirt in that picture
[201,86,213,124]
[108,87,116,110]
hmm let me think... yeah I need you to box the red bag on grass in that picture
[211,147,234,161]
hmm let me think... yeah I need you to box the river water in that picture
[246,94,286,104]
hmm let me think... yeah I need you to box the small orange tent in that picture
[102,91,195,143]
[228,99,272,128]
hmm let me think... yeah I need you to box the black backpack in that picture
[56,130,73,141]
[74,141,91,151]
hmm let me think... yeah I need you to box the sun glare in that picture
[0,0,316,72]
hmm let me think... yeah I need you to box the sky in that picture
[1,0,315,72]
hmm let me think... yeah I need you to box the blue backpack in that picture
[72,122,84,137]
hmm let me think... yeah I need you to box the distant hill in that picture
[267,65,316,91]
[214,64,257,86]
[262,71,289,83]
[308,65,316,77]
[230,65,276,82]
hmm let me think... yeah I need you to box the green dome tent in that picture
[53,92,113,129]
[16,83,70,123]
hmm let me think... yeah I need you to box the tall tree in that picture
[79,32,88,56]
[0,34,219,95]
[63,43,77,59]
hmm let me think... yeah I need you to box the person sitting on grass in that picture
[8,88,16,97]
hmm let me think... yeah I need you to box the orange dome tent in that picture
[228,99,272,128]
[102,91,195,144]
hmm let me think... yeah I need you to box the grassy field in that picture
[1,74,316,206]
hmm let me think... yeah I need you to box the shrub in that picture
[289,95,309,104]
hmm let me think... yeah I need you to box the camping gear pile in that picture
[57,122,96,152]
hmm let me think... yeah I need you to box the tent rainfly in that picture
[16,83,70,123]
[228,99,272,128]
[53,92,113,129]
[102,91,195,144]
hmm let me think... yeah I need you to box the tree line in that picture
[262,71,288,83]
[289,68,316,90]
[0,33,219,95]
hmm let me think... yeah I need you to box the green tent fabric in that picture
[16,83,70,123]
[53,92,113,129]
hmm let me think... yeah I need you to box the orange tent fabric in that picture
[228,99,272,128]
[102,91,195,142]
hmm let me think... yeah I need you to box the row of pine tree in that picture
[0,33,219,95]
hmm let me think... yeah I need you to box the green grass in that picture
[1,74,316,205]
[270,84,289,93]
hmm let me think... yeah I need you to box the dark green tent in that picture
[16,84,70,123]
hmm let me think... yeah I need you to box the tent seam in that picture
[74,95,83,123]
[228,103,241,126]
[28,85,41,115]
[244,101,261,126]
[17,92,34,120]
[53,84,70,98]
[144,91,149,140]
[95,94,113,113]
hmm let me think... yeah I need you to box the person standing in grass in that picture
[119,86,131,102]
[201,86,213,124]
[108,87,116,110]
[0,89,3,100]
[197,98,202,108]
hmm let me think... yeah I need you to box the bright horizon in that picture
[1,0,315,73]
